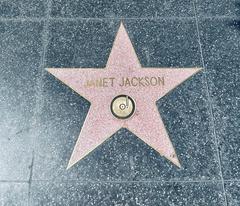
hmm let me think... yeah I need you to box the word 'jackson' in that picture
[84,76,165,88]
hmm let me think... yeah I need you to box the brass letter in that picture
[131,77,138,86]
[138,77,145,87]
[125,77,131,86]
[109,77,115,87]
[144,76,150,86]
[158,77,165,86]
[102,78,108,87]
[150,77,158,86]
[119,77,124,87]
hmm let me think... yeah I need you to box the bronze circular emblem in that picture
[110,95,135,119]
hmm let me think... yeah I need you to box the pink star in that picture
[47,22,202,169]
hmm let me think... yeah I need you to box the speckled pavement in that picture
[0,0,239,205]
